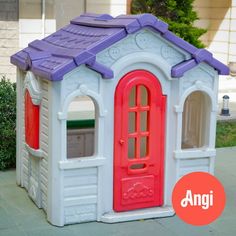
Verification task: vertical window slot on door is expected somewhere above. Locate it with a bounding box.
[128,112,136,133]
[140,111,148,132]
[129,86,136,107]
[128,138,135,159]
[140,85,148,106]
[140,136,148,158]
[130,163,146,169]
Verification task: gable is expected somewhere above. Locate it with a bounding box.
[97,28,190,70]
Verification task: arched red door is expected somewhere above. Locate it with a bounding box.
[114,70,166,212]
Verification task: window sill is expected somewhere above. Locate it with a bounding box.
[25,144,44,159]
[174,148,216,159]
[59,156,106,170]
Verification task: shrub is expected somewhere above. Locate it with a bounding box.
[0,76,16,170]
[131,0,207,48]
[216,121,236,148]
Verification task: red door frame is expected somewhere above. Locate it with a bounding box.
[113,70,166,212]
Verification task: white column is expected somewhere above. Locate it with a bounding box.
[228,1,236,63]
[86,0,127,16]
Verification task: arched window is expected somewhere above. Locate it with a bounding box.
[182,91,211,149]
[67,96,96,158]
[25,89,40,149]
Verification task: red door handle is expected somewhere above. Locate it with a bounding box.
[119,139,124,145]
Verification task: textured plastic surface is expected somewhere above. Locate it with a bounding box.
[11,13,229,81]
[15,16,225,226]
[114,70,166,212]
[25,90,40,149]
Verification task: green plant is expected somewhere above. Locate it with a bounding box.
[0,76,16,170]
[131,0,207,48]
[216,121,236,148]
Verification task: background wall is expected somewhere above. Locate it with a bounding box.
[86,0,127,17]
[0,0,19,81]
[194,0,236,64]
[55,0,85,29]
[19,0,56,48]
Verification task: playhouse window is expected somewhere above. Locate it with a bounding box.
[67,96,96,158]
[181,91,211,149]
[25,90,40,149]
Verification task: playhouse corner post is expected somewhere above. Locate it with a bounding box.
[46,81,65,226]
[16,69,24,186]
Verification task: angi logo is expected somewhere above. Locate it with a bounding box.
[172,172,226,226]
[180,190,213,210]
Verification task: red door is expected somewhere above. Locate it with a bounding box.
[114,70,166,212]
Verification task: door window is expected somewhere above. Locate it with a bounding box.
[128,85,149,160]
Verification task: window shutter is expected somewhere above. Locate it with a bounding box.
[25,90,40,149]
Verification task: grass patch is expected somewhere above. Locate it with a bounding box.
[216,121,236,148]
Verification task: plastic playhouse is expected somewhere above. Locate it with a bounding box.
[11,13,229,226]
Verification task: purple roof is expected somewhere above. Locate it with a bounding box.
[11,13,229,81]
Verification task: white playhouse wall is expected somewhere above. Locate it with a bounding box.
[63,168,98,223]
[16,69,50,212]
[56,65,105,225]
[40,80,50,210]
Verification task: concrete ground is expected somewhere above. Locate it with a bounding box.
[0,147,236,236]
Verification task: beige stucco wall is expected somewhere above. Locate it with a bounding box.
[0,21,18,81]
[55,0,85,29]
[0,0,18,81]
[194,0,235,64]
[55,0,127,29]
[19,0,56,49]
[19,19,56,49]
[86,0,127,16]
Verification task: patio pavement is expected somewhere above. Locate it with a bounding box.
[0,147,236,236]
